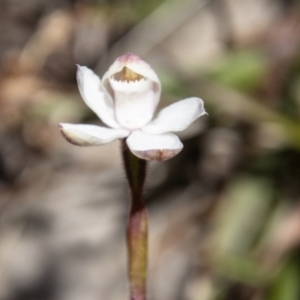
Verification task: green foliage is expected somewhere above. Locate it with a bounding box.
[207,50,268,93]
[267,259,300,300]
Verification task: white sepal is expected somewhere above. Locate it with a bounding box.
[126,130,183,161]
[76,66,120,128]
[59,123,129,146]
[143,97,207,135]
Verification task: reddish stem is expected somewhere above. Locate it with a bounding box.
[121,140,148,300]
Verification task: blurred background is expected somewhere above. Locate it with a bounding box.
[0,0,300,299]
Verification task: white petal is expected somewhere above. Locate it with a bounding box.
[59,123,129,146]
[126,131,183,162]
[143,97,207,134]
[109,77,157,129]
[76,65,120,128]
[102,53,161,129]
[102,53,160,90]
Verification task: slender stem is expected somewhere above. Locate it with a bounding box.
[121,140,148,300]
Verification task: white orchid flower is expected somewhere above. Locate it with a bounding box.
[59,53,207,161]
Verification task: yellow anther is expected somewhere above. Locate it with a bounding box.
[118,67,143,81]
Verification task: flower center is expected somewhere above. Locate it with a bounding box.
[113,67,144,82]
